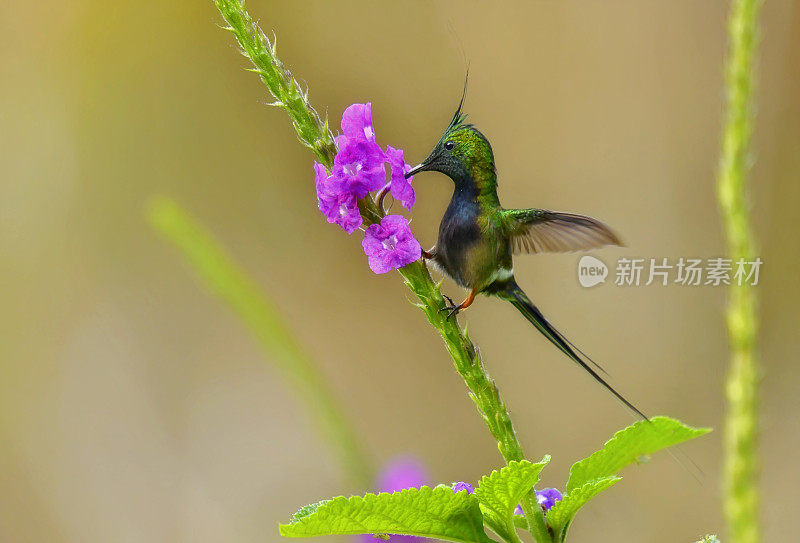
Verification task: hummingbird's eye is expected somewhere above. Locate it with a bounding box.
[444,141,455,150]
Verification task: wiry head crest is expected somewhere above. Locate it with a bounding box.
[405,70,494,183]
[446,71,472,134]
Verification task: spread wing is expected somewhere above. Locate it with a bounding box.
[502,209,622,254]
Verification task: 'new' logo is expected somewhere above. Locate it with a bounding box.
[577,255,608,288]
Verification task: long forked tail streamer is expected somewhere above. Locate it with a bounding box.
[503,282,648,421]
[503,283,706,482]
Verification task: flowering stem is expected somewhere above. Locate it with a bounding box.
[213,0,336,165]
[400,265,552,542]
[212,1,552,541]
[717,0,762,542]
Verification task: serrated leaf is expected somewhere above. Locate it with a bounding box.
[480,517,515,543]
[292,501,326,522]
[512,514,528,530]
[476,458,550,517]
[566,416,710,493]
[279,486,495,543]
[546,477,621,540]
[474,458,549,541]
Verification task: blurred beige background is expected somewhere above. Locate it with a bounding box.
[1,1,798,542]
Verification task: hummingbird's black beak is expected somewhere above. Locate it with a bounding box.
[404,163,427,179]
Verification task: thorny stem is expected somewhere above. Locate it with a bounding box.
[213,1,552,541]
[400,264,552,543]
[214,0,335,165]
[717,0,762,542]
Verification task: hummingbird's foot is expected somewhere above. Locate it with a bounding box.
[438,289,478,320]
[440,301,460,320]
[438,294,460,319]
[440,305,461,320]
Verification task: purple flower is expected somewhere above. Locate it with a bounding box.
[452,482,474,494]
[513,488,563,516]
[362,215,421,274]
[315,162,362,233]
[375,457,428,493]
[341,103,376,143]
[360,457,428,543]
[333,135,387,198]
[536,488,562,511]
[314,102,420,252]
[386,145,415,210]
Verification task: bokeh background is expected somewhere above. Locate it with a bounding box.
[1,1,798,541]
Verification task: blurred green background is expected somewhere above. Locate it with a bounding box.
[1,1,798,541]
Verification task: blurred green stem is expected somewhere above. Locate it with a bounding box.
[147,197,373,489]
[717,0,762,542]
[212,0,551,540]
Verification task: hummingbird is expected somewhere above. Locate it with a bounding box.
[405,95,647,420]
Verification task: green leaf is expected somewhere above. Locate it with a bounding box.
[474,458,549,542]
[695,536,720,543]
[566,416,710,492]
[512,514,528,531]
[545,477,621,540]
[279,486,495,543]
[291,501,326,523]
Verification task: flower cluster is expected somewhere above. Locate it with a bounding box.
[314,103,420,273]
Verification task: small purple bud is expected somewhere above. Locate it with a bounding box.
[536,488,563,511]
[513,488,563,516]
[452,482,474,494]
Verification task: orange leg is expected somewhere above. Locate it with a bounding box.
[441,288,478,319]
[459,289,477,310]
